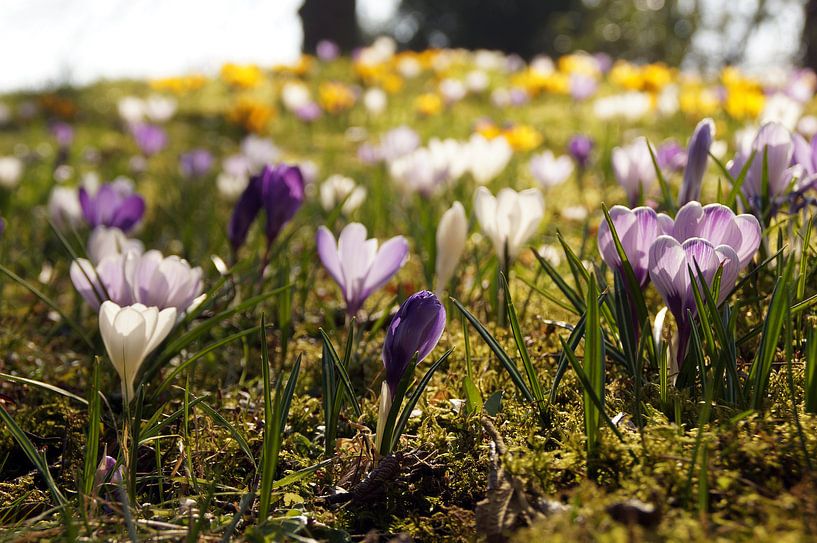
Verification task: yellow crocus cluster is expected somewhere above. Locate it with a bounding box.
[610,61,673,93]
[414,93,444,116]
[318,81,356,114]
[474,121,542,151]
[220,63,264,89]
[721,67,765,121]
[150,75,207,94]
[227,97,275,134]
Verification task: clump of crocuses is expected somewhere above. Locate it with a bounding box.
[316,222,408,316]
[228,164,304,257]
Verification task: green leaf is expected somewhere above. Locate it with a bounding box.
[502,274,546,409]
[81,357,102,501]
[389,349,453,453]
[452,298,534,402]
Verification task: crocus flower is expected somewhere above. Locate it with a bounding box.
[570,73,598,101]
[435,202,468,297]
[179,149,213,178]
[597,206,673,287]
[316,223,409,316]
[99,301,176,403]
[568,134,593,169]
[295,102,322,122]
[377,126,420,162]
[474,187,544,268]
[649,237,740,363]
[48,186,84,231]
[656,140,686,174]
[678,118,714,205]
[129,250,204,313]
[529,150,574,189]
[240,135,281,170]
[733,122,795,212]
[670,202,761,270]
[79,180,145,233]
[0,156,23,189]
[363,88,387,116]
[467,134,513,185]
[71,250,202,313]
[227,164,305,253]
[94,455,124,492]
[130,123,168,156]
[319,175,366,214]
[389,147,450,197]
[87,226,144,264]
[316,39,340,61]
[382,290,446,397]
[612,137,656,207]
[50,122,74,148]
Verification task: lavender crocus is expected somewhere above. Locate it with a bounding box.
[130,123,168,156]
[227,164,305,253]
[569,74,598,101]
[732,122,795,212]
[316,223,409,316]
[649,237,740,362]
[316,39,340,61]
[597,206,673,287]
[79,179,145,233]
[678,118,714,205]
[70,249,203,314]
[179,149,213,178]
[671,202,761,270]
[792,133,817,176]
[50,121,74,148]
[568,135,593,169]
[382,290,446,397]
[612,137,656,207]
[656,140,686,174]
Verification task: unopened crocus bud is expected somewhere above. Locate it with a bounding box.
[94,455,124,493]
[87,226,144,264]
[179,149,213,178]
[228,164,305,252]
[434,202,468,297]
[130,123,167,156]
[568,135,593,168]
[382,291,446,397]
[678,118,714,205]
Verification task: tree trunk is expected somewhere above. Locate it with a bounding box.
[299,0,360,54]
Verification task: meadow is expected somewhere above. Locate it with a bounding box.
[0,39,816,541]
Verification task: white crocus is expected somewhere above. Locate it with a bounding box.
[474,187,544,268]
[319,175,367,214]
[48,186,83,230]
[529,150,574,189]
[144,95,177,122]
[281,81,312,112]
[98,301,176,403]
[467,135,512,185]
[434,202,468,297]
[363,88,387,115]
[0,156,23,189]
[88,226,144,265]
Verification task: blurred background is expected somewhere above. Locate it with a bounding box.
[0,0,812,91]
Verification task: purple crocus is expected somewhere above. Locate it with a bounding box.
[50,121,74,148]
[612,137,657,206]
[179,149,213,178]
[130,123,168,156]
[316,39,340,61]
[568,134,593,169]
[227,164,305,253]
[316,223,409,316]
[295,102,322,122]
[569,74,598,101]
[731,122,795,213]
[678,118,714,205]
[79,180,145,233]
[649,237,740,362]
[94,455,124,492]
[792,133,817,176]
[670,202,761,270]
[382,290,446,397]
[656,140,686,174]
[598,206,673,287]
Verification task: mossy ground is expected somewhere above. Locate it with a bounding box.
[0,62,815,541]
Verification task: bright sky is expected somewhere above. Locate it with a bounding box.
[0,0,802,92]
